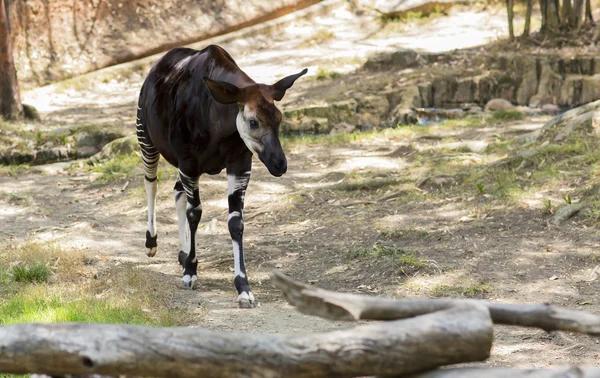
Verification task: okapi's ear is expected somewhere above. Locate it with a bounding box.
[203,77,242,104]
[271,68,308,101]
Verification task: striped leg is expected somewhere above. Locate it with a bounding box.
[177,169,201,290]
[174,179,190,258]
[136,109,160,257]
[227,162,255,308]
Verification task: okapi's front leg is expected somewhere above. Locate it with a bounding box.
[177,168,201,290]
[227,160,255,308]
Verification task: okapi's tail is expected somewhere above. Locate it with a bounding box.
[136,87,160,182]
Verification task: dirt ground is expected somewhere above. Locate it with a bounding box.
[2,1,600,372]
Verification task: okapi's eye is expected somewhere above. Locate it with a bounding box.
[249,119,259,129]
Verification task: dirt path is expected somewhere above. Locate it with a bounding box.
[2,1,600,371]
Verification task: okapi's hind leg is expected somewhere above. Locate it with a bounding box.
[178,168,201,290]
[136,107,160,257]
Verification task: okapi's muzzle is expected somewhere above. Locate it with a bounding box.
[259,133,287,177]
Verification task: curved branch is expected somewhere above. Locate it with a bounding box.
[271,271,600,336]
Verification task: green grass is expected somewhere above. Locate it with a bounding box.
[0,289,170,325]
[10,262,49,283]
[316,68,341,81]
[492,110,525,122]
[0,241,186,327]
[347,245,425,268]
[90,152,140,181]
[332,178,400,192]
[430,283,492,298]
[380,228,429,239]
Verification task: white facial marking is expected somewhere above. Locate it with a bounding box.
[236,105,264,154]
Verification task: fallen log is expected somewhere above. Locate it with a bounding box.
[403,366,600,378]
[271,271,600,336]
[0,304,492,378]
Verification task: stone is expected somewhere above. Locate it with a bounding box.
[91,135,138,162]
[77,146,100,158]
[485,98,515,112]
[22,103,41,121]
[454,77,477,104]
[363,49,420,71]
[357,112,381,128]
[529,61,562,107]
[390,107,418,125]
[330,122,356,135]
[515,56,538,105]
[541,104,560,115]
[282,99,358,134]
[355,94,390,116]
[515,106,539,116]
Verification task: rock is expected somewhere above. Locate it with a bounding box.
[552,203,583,226]
[541,104,560,115]
[554,112,593,142]
[77,146,100,157]
[22,103,41,121]
[515,106,539,116]
[357,112,381,128]
[282,99,358,134]
[390,107,418,125]
[515,56,538,105]
[454,77,477,104]
[529,61,562,107]
[485,98,515,112]
[465,105,483,114]
[355,94,390,116]
[73,125,124,148]
[415,108,464,120]
[91,135,138,162]
[363,49,421,71]
[330,122,356,135]
[417,175,457,191]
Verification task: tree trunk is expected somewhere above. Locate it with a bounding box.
[271,271,600,336]
[545,0,561,33]
[0,308,493,378]
[523,0,533,37]
[0,0,22,120]
[585,0,593,23]
[507,0,515,40]
[561,0,573,29]
[540,0,548,32]
[574,0,584,30]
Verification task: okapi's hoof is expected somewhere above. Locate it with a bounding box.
[146,247,157,257]
[238,291,257,309]
[182,274,198,290]
[145,231,157,257]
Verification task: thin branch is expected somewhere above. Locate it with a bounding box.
[271,271,600,336]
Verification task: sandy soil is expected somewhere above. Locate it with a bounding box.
[2,1,599,371]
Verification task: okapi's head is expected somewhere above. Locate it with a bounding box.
[203,69,308,177]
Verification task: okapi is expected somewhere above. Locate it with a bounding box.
[136,44,307,308]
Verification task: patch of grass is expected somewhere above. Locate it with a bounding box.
[0,241,187,327]
[316,68,341,81]
[90,152,140,181]
[380,228,429,239]
[332,178,400,192]
[492,110,525,122]
[0,286,171,326]
[347,246,425,267]
[10,262,49,283]
[430,283,492,298]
